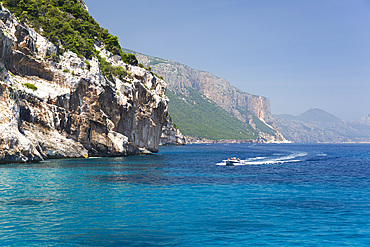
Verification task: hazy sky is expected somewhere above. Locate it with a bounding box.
[85,0,370,120]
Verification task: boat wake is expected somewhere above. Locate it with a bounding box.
[217,152,307,166]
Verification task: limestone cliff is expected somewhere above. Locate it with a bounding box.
[0,7,171,163]
[128,50,286,143]
[160,115,186,145]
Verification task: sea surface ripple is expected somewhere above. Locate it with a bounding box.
[0,143,369,246]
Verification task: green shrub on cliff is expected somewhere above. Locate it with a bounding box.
[97,56,131,81]
[22,82,37,91]
[2,0,138,65]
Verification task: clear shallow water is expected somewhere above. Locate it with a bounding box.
[0,143,369,246]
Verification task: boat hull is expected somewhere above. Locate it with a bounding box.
[226,160,240,166]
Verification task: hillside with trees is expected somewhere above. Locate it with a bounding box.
[2,0,138,64]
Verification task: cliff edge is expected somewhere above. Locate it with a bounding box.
[129,51,287,143]
[0,5,172,163]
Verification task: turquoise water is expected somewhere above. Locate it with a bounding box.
[0,143,369,246]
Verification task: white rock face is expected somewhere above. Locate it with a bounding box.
[0,6,172,163]
[160,115,186,145]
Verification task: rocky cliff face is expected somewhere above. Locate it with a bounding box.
[130,51,286,142]
[0,7,171,163]
[160,115,186,145]
[136,54,273,124]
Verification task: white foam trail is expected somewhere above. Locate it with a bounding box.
[245,157,266,161]
[240,159,302,165]
[216,163,226,166]
[218,152,307,166]
[317,153,327,156]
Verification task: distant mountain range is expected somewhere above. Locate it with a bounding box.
[120,48,369,144]
[128,47,368,144]
[124,49,286,143]
[274,109,370,143]
[354,114,370,125]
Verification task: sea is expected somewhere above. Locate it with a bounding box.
[0,143,369,246]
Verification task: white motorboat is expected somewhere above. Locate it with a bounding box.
[225,157,241,166]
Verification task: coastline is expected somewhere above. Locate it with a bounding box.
[184,135,292,144]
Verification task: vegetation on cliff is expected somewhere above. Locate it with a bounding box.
[167,88,257,140]
[97,55,131,81]
[2,0,138,65]
[22,82,37,91]
[129,49,286,142]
